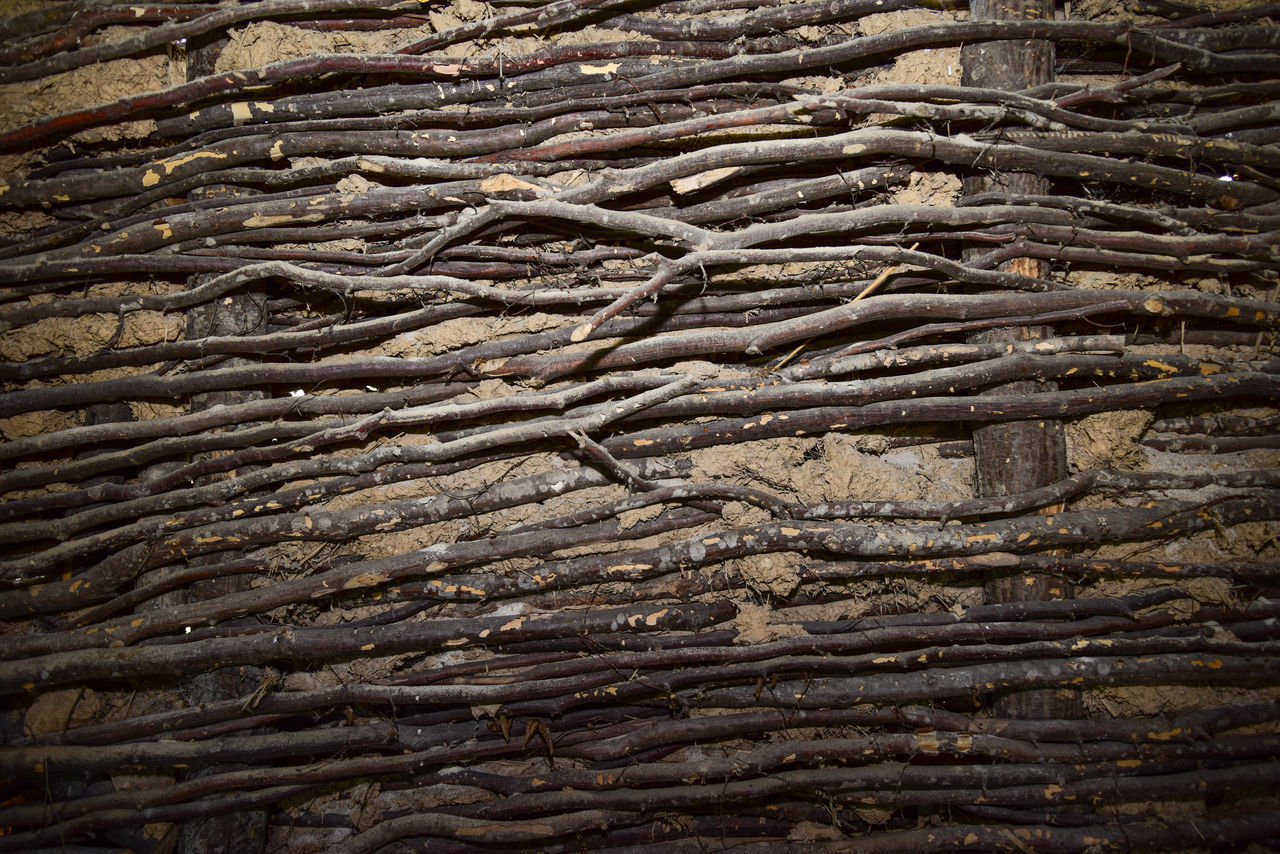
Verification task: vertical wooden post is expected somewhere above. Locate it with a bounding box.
[175,34,273,854]
[961,0,1082,720]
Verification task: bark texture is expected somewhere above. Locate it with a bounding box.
[962,0,1081,720]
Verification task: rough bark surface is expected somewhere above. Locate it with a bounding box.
[963,0,1082,720]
